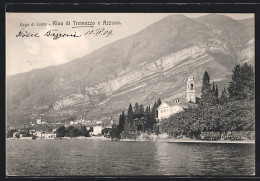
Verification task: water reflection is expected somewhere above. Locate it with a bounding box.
[155,142,255,175]
[6,140,254,176]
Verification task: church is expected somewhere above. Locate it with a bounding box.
[156,75,196,122]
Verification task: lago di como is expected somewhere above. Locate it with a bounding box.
[6,13,255,176]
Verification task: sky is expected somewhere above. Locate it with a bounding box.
[6,13,254,75]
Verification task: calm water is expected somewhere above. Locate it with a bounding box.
[6,139,255,176]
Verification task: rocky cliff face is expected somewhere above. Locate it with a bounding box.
[79,37,253,98]
[6,14,254,127]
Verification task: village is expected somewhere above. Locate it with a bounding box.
[7,116,115,140]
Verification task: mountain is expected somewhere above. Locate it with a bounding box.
[6,14,255,127]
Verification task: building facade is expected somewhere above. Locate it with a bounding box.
[92,126,103,136]
[157,100,184,120]
[156,75,196,122]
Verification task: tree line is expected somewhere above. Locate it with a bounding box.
[110,99,162,140]
[161,63,255,140]
[56,125,92,138]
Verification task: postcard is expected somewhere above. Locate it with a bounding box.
[6,12,255,176]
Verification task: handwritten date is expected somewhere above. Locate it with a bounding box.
[84,28,113,37]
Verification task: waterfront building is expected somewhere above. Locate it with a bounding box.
[156,75,197,123]
[84,120,92,126]
[157,99,184,120]
[33,131,43,138]
[41,133,56,139]
[29,129,35,135]
[92,126,103,136]
[12,132,20,138]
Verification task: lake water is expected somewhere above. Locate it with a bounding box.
[6,139,255,176]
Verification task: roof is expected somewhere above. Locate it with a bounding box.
[157,97,198,110]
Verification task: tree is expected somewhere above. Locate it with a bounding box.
[81,126,90,137]
[23,129,31,137]
[202,71,211,95]
[157,98,162,107]
[139,104,145,118]
[122,104,135,139]
[127,104,134,126]
[56,125,66,137]
[118,111,126,133]
[110,125,121,140]
[200,71,217,107]
[212,81,216,93]
[144,105,152,130]
[228,63,255,100]
[215,84,219,104]
[68,127,80,137]
[151,101,157,127]
[220,87,228,105]
[133,103,139,118]
[6,129,17,138]
[211,81,219,105]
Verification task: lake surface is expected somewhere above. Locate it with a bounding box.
[6,139,255,176]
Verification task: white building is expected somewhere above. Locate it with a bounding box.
[33,131,56,139]
[13,132,20,138]
[156,75,196,122]
[42,133,56,139]
[157,99,184,120]
[92,126,103,136]
[36,118,41,124]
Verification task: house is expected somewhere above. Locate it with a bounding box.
[156,75,197,124]
[84,120,92,126]
[91,126,103,136]
[33,131,43,138]
[13,132,20,138]
[157,99,185,120]
[29,129,35,135]
[36,118,41,124]
[41,133,56,139]
[33,131,56,139]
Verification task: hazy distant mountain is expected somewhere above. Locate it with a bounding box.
[6,14,254,127]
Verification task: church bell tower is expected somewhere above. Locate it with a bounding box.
[187,75,196,103]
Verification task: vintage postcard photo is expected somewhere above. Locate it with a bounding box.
[6,13,255,176]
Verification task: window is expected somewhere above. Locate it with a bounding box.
[191,84,193,90]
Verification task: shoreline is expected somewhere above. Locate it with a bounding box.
[119,138,255,144]
[6,137,255,144]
